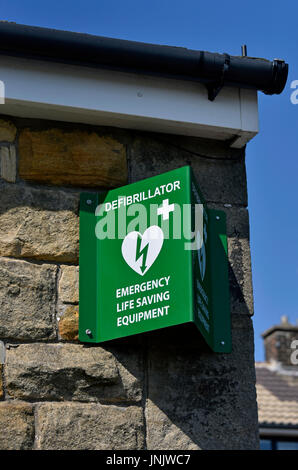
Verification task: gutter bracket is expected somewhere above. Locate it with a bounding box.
[207,53,230,101]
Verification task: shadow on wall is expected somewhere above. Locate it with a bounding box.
[100,298,258,450]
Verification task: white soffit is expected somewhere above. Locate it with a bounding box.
[0,55,259,147]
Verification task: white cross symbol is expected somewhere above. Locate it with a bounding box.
[157,198,175,221]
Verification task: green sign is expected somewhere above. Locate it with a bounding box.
[79,166,231,352]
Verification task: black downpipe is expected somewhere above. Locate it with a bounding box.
[0,23,288,100]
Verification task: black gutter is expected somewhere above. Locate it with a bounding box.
[0,22,288,100]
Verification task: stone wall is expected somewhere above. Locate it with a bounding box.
[0,115,259,450]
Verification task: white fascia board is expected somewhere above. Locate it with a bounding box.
[0,55,259,146]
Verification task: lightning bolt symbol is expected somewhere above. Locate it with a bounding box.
[135,236,149,274]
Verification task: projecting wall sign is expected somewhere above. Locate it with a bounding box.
[79,166,231,352]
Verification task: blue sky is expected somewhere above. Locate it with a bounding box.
[1,0,297,361]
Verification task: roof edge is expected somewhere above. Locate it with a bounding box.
[0,22,289,100]
[262,324,298,338]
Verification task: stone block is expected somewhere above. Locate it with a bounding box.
[0,257,57,341]
[5,343,143,403]
[0,145,16,182]
[58,305,79,341]
[0,365,3,399]
[0,119,17,142]
[129,134,247,205]
[228,237,254,316]
[157,133,245,160]
[0,401,35,450]
[35,402,144,450]
[19,128,127,187]
[145,315,259,450]
[59,265,79,303]
[0,341,4,398]
[0,181,79,262]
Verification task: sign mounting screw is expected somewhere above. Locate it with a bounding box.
[216,216,220,220]
[85,329,92,335]
[86,199,92,205]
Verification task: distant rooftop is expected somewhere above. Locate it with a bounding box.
[256,362,298,428]
[256,316,298,430]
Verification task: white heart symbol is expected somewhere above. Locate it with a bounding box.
[121,225,164,276]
